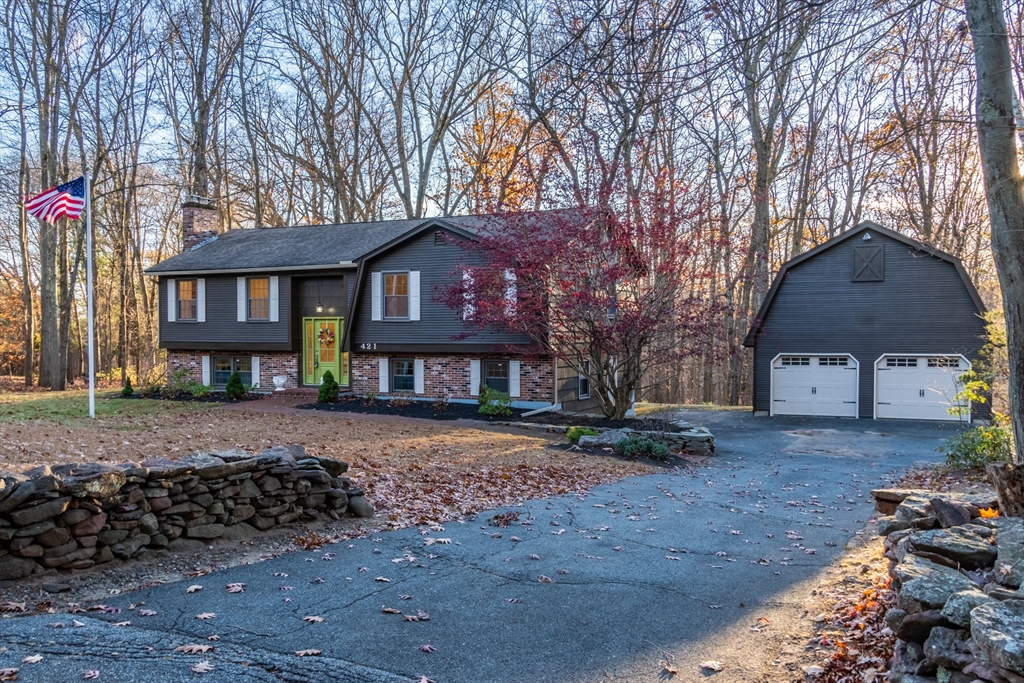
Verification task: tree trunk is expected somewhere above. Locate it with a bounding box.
[986,463,1024,518]
[964,0,1024,469]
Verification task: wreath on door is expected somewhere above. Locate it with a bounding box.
[318,327,335,346]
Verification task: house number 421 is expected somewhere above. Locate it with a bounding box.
[359,343,378,350]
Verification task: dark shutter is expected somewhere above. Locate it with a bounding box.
[851,244,884,281]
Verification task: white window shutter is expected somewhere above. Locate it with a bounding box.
[371,272,382,321]
[196,278,206,322]
[201,355,210,385]
[470,359,481,396]
[167,279,176,322]
[251,356,260,388]
[414,359,425,394]
[409,271,420,321]
[504,269,517,317]
[509,360,521,397]
[269,276,279,322]
[462,270,475,320]
[237,277,246,321]
[378,357,389,393]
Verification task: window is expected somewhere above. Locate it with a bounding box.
[212,357,251,388]
[887,357,918,367]
[579,360,591,399]
[392,359,415,392]
[384,273,409,319]
[928,357,961,368]
[484,360,509,393]
[248,277,270,320]
[177,279,197,321]
[818,357,848,366]
[780,357,810,366]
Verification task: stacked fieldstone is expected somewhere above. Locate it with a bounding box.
[873,489,1024,683]
[0,445,373,581]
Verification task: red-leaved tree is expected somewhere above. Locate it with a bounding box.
[440,190,718,419]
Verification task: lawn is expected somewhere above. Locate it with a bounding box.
[0,390,657,528]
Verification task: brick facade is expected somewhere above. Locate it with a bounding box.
[350,353,554,403]
[168,350,300,390]
[181,196,219,251]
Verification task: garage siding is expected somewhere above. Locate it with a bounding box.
[752,230,987,419]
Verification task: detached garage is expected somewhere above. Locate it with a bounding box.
[744,222,987,422]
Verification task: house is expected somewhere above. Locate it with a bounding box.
[144,198,601,412]
[743,222,988,421]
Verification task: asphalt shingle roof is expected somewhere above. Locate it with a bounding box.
[145,209,600,275]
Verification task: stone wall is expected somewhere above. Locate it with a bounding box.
[350,353,554,403]
[167,350,300,389]
[872,489,1024,683]
[0,446,373,582]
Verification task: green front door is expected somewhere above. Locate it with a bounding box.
[303,318,348,386]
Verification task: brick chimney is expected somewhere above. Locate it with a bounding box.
[181,195,218,251]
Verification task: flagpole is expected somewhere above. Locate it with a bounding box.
[85,174,95,419]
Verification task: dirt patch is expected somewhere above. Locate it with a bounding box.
[300,395,680,430]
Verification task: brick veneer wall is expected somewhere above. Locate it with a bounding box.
[350,353,554,403]
[181,198,218,251]
[168,350,300,390]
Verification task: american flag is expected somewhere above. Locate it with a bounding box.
[24,176,86,224]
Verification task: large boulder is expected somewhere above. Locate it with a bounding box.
[895,554,980,612]
[971,599,1024,674]
[923,626,974,669]
[0,554,36,580]
[943,589,997,628]
[347,495,375,518]
[578,429,632,448]
[996,521,1024,589]
[930,497,974,529]
[907,526,999,570]
[57,464,126,498]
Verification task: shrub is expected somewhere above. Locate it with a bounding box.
[165,368,192,397]
[225,371,246,400]
[431,396,450,412]
[939,417,1014,470]
[567,427,601,444]
[318,370,339,403]
[615,436,670,461]
[120,377,134,397]
[188,381,212,400]
[478,385,512,416]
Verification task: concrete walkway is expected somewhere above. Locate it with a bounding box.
[0,410,964,682]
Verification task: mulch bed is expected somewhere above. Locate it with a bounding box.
[122,391,266,404]
[298,396,679,431]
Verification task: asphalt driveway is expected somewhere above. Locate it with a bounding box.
[0,411,965,682]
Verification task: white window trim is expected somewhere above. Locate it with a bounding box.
[578,360,591,399]
[251,355,260,388]
[409,271,420,321]
[167,278,177,323]
[237,277,246,322]
[414,359,425,394]
[196,278,206,323]
[378,357,389,393]
[371,272,382,322]
[201,355,210,385]
[269,276,279,322]
[509,360,521,398]
[469,359,481,396]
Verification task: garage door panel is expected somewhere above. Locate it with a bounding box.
[772,355,858,418]
[876,356,967,421]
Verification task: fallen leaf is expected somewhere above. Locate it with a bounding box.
[295,649,322,657]
[403,614,421,622]
[662,663,678,676]
[303,615,324,623]
[0,669,17,681]
[803,665,824,676]
[207,635,220,642]
[419,644,436,653]
[138,609,157,617]
[419,677,436,683]
[381,607,402,614]
[374,577,391,583]
[700,660,723,672]
[507,598,523,603]
[20,656,41,665]
[195,613,216,621]
[191,661,215,674]
[175,644,214,654]
[399,595,413,600]
[72,620,86,627]
[186,585,203,594]
[538,574,554,583]
[529,554,541,560]
[272,572,289,577]
[226,583,246,593]
[112,621,131,627]
[82,671,100,680]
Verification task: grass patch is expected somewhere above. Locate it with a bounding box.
[0,389,200,423]
[633,402,749,416]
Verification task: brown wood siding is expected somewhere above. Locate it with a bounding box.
[556,359,603,413]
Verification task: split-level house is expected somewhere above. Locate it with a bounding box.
[145,198,602,412]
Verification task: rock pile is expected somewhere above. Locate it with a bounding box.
[575,426,715,456]
[874,489,1024,683]
[0,445,373,581]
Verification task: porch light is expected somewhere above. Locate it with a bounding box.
[315,300,324,313]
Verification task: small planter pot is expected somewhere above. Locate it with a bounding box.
[272,376,288,392]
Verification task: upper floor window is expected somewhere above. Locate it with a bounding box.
[248,277,270,320]
[385,273,409,319]
[177,279,198,321]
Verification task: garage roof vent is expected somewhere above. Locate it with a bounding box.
[852,243,884,282]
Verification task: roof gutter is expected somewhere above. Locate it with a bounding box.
[144,262,358,277]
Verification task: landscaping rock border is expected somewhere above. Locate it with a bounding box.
[876,489,1024,683]
[0,445,372,581]
[497,419,715,456]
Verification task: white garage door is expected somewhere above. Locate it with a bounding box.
[875,356,969,421]
[771,355,858,417]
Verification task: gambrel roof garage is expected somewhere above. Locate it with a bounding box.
[743,222,988,421]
